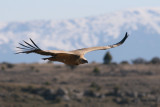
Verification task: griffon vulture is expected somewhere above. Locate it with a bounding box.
[16,32,129,65]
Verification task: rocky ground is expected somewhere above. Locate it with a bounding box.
[0,62,160,107]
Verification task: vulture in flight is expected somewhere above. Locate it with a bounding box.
[16,32,129,65]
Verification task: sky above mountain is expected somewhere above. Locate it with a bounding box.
[0,0,160,22]
[0,7,160,63]
[0,1,160,63]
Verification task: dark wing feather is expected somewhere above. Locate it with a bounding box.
[19,43,34,49]
[15,39,55,56]
[30,38,40,49]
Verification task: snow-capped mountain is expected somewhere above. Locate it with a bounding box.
[0,7,160,63]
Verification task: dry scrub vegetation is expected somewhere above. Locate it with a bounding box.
[0,62,160,107]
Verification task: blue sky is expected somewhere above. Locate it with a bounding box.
[0,0,160,22]
[0,0,160,63]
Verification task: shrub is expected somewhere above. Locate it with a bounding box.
[150,57,160,64]
[132,58,147,64]
[92,67,100,75]
[67,65,77,70]
[83,90,96,97]
[90,82,101,91]
[103,51,112,64]
[30,66,35,71]
[120,61,129,64]
[1,66,5,71]
[2,62,14,68]
[44,81,51,85]
[113,85,120,96]
[35,69,40,72]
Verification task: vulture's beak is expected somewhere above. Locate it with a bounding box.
[83,60,88,63]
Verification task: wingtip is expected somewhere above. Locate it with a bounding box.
[118,32,129,44]
[125,32,129,37]
[29,38,33,41]
[123,32,129,41]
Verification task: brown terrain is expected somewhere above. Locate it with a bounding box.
[0,62,160,107]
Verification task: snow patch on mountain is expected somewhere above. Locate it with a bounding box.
[0,7,160,52]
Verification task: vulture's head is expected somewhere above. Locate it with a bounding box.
[79,58,88,64]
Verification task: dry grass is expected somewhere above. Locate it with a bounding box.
[0,63,160,107]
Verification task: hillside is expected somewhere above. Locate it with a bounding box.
[0,63,160,107]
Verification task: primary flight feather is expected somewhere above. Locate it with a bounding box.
[16,32,129,65]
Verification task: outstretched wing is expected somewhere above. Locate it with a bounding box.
[71,32,129,55]
[15,38,72,56]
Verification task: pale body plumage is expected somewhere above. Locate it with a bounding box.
[16,32,129,65]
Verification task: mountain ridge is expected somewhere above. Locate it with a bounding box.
[0,7,160,63]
